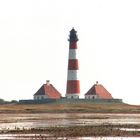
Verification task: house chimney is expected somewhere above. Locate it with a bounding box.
[96,81,99,85]
[46,80,50,85]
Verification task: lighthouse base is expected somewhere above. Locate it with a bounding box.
[66,94,79,99]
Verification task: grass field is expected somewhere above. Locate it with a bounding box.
[0,102,140,113]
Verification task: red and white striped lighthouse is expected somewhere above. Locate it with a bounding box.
[66,28,80,99]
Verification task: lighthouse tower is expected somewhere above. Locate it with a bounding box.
[66,28,80,99]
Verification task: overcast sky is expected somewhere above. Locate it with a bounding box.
[0,0,140,105]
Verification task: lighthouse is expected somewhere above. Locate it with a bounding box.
[66,28,80,99]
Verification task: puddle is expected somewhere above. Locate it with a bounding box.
[119,128,140,131]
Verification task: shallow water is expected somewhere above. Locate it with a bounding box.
[0,113,140,130]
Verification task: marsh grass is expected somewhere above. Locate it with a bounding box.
[2,125,140,137]
[0,103,140,113]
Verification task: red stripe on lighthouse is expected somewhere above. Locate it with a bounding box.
[70,42,77,49]
[66,80,80,94]
[68,59,79,70]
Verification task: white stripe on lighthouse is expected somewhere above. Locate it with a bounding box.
[66,94,79,99]
[68,49,79,59]
[67,70,80,80]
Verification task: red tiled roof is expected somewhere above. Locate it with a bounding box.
[34,83,62,99]
[85,84,113,99]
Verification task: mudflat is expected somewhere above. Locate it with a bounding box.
[0,103,140,139]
